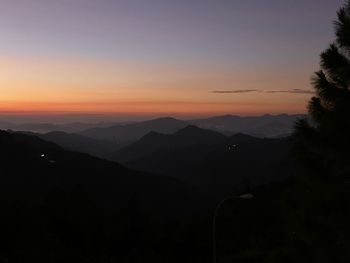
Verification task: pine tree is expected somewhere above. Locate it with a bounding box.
[294,1,350,177]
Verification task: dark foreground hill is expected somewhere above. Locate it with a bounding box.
[109,126,293,195]
[21,131,120,158]
[0,130,211,263]
[2,130,349,263]
[215,174,350,263]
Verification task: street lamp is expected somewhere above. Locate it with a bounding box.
[212,193,254,263]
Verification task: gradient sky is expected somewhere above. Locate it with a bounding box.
[0,0,344,117]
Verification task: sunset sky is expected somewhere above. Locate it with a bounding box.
[0,0,344,118]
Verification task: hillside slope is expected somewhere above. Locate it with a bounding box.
[0,130,209,262]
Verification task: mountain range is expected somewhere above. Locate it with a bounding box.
[0,121,121,133]
[14,123,293,196]
[190,113,305,137]
[1,114,304,144]
[79,117,188,144]
[2,113,346,263]
[8,122,293,196]
[108,125,293,194]
[111,125,227,162]
[78,114,304,145]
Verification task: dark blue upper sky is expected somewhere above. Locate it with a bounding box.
[0,0,345,116]
[0,0,342,61]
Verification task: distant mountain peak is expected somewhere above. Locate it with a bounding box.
[177,125,201,131]
[146,117,183,124]
[211,114,240,119]
[175,125,224,137]
[155,117,178,121]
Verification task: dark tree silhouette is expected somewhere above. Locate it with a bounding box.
[294,0,350,177]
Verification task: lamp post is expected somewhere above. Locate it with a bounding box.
[212,193,254,263]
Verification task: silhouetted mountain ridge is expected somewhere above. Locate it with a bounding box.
[75,114,304,145]
[110,125,226,162]
[0,121,120,133]
[110,127,293,194]
[80,117,188,143]
[36,130,119,157]
[191,114,305,137]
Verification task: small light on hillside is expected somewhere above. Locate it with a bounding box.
[239,193,254,199]
[228,144,238,150]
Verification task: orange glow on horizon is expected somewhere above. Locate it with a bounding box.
[0,55,311,116]
[0,100,307,116]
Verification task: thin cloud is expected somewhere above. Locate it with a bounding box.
[212,89,259,94]
[212,89,313,94]
[266,89,314,94]
[289,89,314,94]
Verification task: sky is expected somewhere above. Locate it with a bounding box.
[0,0,344,119]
